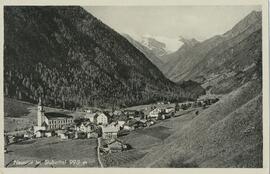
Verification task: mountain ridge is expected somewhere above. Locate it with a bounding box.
[161,10,262,95]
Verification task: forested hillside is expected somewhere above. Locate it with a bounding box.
[4,6,196,109]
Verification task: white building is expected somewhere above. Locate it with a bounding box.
[148,108,162,119]
[96,113,108,125]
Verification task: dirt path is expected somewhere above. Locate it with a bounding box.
[97,138,104,168]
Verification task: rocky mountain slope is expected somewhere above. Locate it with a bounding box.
[140,36,169,58]
[162,11,262,94]
[123,34,164,69]
[4,6,196,109]
[160,37,200,63]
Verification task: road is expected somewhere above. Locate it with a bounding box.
[97,137,104,168]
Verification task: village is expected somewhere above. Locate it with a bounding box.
[4,97,219,167]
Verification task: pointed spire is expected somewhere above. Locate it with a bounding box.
[38,97,42,106]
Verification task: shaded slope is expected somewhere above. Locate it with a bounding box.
[4,6,194,109]
[178,80,206,97]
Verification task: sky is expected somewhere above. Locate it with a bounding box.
[84,6,261,52]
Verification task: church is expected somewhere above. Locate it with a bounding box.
[37,98,74,130]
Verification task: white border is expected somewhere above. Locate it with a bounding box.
[0,0,268,174]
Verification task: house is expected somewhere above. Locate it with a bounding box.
[36,98,73,130]
[107,122,120,131]
[6,135,15,144]
[124,110,137,119]
[23,130,34,139]
[65,131,76,139]
[148,108,162,119]
[56,130,68,139]
[117,121,125,127]
[165,107,175,113]
[33,126,46,133]
[87,132,98,139]
[59,133,68,139]
[113,110,122,116]
[139,119,147,124]
[108,120,125,131]
[107,139,128,153]
[101,139,128,153]
[84,113,98,123]
[76,122,94,133]
[102,126,118,139]
[85,109,92,113]
[124,119,145,129]
[146,120,155,127]
[35,130,46,138]
[163,111,175,119]
[45,132,52,137]
[123,125,134,131]
[96,112,109,125]
[33,125,46,138]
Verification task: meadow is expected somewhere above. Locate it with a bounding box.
[5,137,99,167]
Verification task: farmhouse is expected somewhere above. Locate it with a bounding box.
[102,126,118,139]
[107,139,128,153]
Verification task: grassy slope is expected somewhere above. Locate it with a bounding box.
[4,98,37,132]
[5,137,98,167]
[132,80,262,167]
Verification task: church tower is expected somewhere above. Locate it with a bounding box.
[37,97,45,127]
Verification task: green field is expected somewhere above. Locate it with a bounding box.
[5,137,99,167]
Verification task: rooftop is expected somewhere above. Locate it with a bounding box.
[44,112,73,119]
[102,126,118,133]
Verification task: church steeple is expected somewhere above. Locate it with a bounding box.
[37,97,45,127]
[38,97,44,111]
